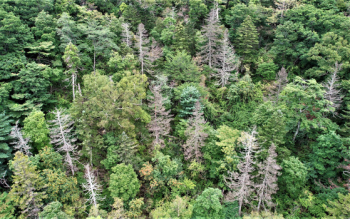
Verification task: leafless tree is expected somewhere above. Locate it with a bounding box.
[10,121,31,156]
[256,143,281,211]
[48,108,78,175]
[214,29,240,87]
[275,0,297,17]
[144,39,162,75]
[147,85,173,149]
[224,127,259,216]
[135,23,149,74]
[121,23,133,47]
[198,9,222,68]
[82,164,104,207]
[324,62,343,112]
[182,102,208,162]
[275,67,289,102]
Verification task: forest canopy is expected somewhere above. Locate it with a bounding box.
[1,0,350,218]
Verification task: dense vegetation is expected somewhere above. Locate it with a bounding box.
[1,0,350,218]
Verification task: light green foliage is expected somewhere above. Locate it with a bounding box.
[243,211,284,219]
[107,52,137,81]
[0,112,13,178]
[215,125,240,172]
[193,188,223,219]
[109,163,140,201]
[23,110,50,151]
[279,76,335,144]
[278,157,307,199]
[87,205,108,219]
[234,16,259,64]
[71,72,149,165]
[308,131,347,180]
[256,62,278,81]
[126,198,144,218]
[151,196,193,219]
[164,50,200,83]
[307,32,350,78]
[0,192,15,219]
[9,152,47,218]
[107,197,126,219]
[326,193,350,218]
[39,201,72,219]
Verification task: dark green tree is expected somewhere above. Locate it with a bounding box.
[234,16,259,64]
[192,188,223,218]
[0,112,13,179]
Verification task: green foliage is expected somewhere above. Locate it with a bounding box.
[256,62,278,81]
[126,198,144,219]
[109,163,140,201]
[278,157,307,199]
[189,0,208,29]
[326,193,350,218]
[0,112,13,178]
[0,192,15,219]
[193,188,223,219]
[9,152,47,218]
[164,50,200,83]
[234,16,259,64]
[101,132,139,170]
[39,201,72,219]
[308,131,348,180]
[151,196,193,219]
[179,86,201,118]
[23,110,50,151]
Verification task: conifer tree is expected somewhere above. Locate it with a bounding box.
[214,29,240,87]
[9,152,47,218]
[182,102,208,161]
[198,9,222,68]
[147,85,173,149]
[224,127,259,216]
[0,112,13,179]
[102,132,138,170]
[235,16,259,64]
[324,62,343,112]
[63,43,81,101]
[121,23,133,47]
[256,143,281,211]
[48,108,78,175]
[10,121,31,156]
[135,23,149,74]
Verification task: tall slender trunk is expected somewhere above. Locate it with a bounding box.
[72,73,75,101]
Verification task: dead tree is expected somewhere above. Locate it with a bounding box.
[275,0,297,17]
[182,102,208,162]
[198,9,222,68]
[135,23,149,74]
[324,62,343,112]
[82,164,104,207]
[147,85,173,149]
[144,39,162,75]
[48,108,78,175]
[10,121,31,156]
[256,143,281,211]
[275,67,288,102]
[214,29,240,87]
[224,127,259,216]
[121,23,133,47]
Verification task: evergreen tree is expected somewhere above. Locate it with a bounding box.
[234,16,259,64]
[0,112,13,179]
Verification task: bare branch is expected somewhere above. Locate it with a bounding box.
[10,121,31,156]
[324,62,343,113]
[82,164,104,207]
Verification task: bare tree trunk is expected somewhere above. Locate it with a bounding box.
[72,73,75,101]
[293,120,301,142]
